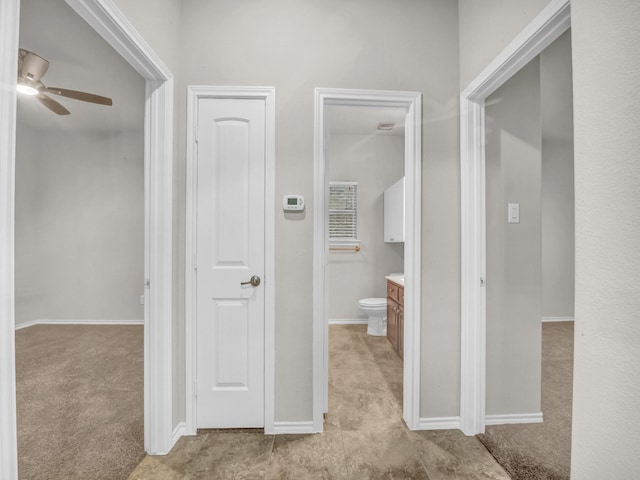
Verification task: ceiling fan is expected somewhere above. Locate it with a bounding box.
[17,48,113,115]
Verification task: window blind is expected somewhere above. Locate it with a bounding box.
[329,181,358,244]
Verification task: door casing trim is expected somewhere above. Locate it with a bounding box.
[459,0,571,435]
[0,1,20,476]
[185,86,276,434]
[67,0,175,454]
[313,88,422,431]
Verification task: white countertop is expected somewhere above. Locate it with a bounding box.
[385,275,404,287]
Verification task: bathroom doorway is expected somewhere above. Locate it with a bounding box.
[313,88,422,431]
[325,103,406,429]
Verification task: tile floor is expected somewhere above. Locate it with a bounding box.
[128,325,509,479]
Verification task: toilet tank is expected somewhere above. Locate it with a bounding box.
[384,176,405,243]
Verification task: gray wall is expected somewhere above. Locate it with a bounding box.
[458,0,552,88]
[328,134,404,320]
[571,0,640,476]
[105,3,640,466]
[481,29,574,417]
[112,0,461,424]
[15,0,146,328]
[180,0,461,422]
[485,58,542,416]
[15,125,145,326]
[541,30,574,319]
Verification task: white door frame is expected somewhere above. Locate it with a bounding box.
[0,1,174,476]
[185,86,276,434]
[459,0,571,435]
[313,88,422,431]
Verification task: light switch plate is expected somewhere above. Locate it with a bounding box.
[508,203,520,223]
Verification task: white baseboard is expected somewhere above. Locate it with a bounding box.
[15,320,39,330]
[418,416,461,430]
[16,319,144,330]
[272,421,316,434]
[167,421,186,453]
[542,316,574,322]
[485,412,543,425]
[328,318,368,325]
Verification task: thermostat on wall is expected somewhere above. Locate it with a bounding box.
[283,195,304,211]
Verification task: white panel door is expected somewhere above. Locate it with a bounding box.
[196,97,265,428]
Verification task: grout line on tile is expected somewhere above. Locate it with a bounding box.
[264,434,276,480]
[404,429,434,480]
[338,430,349,478]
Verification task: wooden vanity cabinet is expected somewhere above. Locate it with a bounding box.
[387,298,398,350]
[386,279,404,359]
[398,302,404,359]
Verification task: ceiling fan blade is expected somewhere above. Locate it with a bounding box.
[44,87,113,106]
[36,93,70,115]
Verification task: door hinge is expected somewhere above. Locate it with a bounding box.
[193,253,197,271]
[480,277,486,287]
[193,380,198,398]
[144,279,150,288]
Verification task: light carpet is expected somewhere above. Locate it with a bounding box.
[477,321,574,480]
[16,324,144,480]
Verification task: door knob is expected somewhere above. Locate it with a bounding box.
[240,275,261,287]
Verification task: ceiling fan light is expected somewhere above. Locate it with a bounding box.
[17,83,38,95]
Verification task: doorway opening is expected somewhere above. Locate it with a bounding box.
[0,0,174,476]
[459,0,571,436]
[13,0,147,476]
[325,104,406,429]
[479,28,575,480]
[313,88,422,431]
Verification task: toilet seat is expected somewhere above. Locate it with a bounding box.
[358,297,387,308]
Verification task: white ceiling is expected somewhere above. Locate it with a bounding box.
[17,0,144,133]
[328,105,406,137]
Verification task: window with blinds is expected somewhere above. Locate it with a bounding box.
[329,181,358,245]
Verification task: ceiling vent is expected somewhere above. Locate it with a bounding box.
[377,122,396,131]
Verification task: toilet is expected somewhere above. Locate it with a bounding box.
[358,298,387,336]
